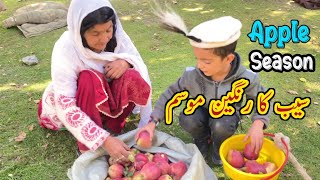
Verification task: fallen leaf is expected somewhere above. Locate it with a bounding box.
[172,0,177,4]
[33,99,40,104]
[15,156,21,161]
[28,97,32,101]
[314,102,319,105]
[287,90,298,95]
[15,131,26,142]
[46,133,51,138]
[299,78,307,82]
[42,143,48,149]
[283,173,292,178]
[305,89,312,93]
[317,121,320,126]
[28,125,34,131]
[9,83,17,86]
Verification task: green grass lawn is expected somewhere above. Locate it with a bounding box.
[0,0,319,179]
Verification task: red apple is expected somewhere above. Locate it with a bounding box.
[136,130,152,149]
[108,163,124,178]
[243,143,259,160]
[170,161,187,180]
[264,162,277,173]
[152,153,169,163]
[156,161,171,175]
[244,160,267,174]
[122,177,133,180]
[133,153,149,171]
[140,162,162,180]
[227,149,245,168]
[132,171,144,180]
[158,174,173,180]
[135,153,149,163]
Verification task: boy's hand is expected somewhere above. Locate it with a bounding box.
[243,119,264,154]
[135,120,156,143]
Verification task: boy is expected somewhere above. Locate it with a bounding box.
[138,13,270,165]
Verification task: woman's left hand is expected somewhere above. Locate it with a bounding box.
[243,119,265,154]
[104,59,131,79]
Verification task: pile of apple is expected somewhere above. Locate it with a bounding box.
[227,143,277,174]
[106,130,188,180]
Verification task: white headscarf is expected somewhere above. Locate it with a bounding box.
[65,0,150,84]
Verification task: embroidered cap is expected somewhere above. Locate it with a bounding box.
[188,16,242,48]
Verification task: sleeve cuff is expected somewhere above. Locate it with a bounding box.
[89,130,110,151]
[252,116,269,129]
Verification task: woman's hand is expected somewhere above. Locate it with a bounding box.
[243,120,265,154]
[103,136,130,163]
[104,59,131,79]
[135,120,156,143]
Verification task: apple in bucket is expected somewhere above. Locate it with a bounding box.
[152,153,169,163]
[243,160,267,174]
[158,174,173,180]
[108,163,124,178]
[243,143,259,160]
[106,149,189,179]
[170,161,187,180]
[264,162,277,173]
[227,149,245,168]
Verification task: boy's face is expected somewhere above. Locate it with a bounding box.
[193,46,234,80]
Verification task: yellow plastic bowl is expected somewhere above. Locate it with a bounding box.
[220,134,286,180]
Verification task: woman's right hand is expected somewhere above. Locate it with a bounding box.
[104,59,131,79]
[103,136,130,163]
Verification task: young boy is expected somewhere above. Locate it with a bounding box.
[138,14,271,165]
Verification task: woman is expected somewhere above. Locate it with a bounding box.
[37,0,152,162]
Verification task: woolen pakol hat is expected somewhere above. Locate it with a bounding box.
[156,10,242,48]
[188,16,242,48]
